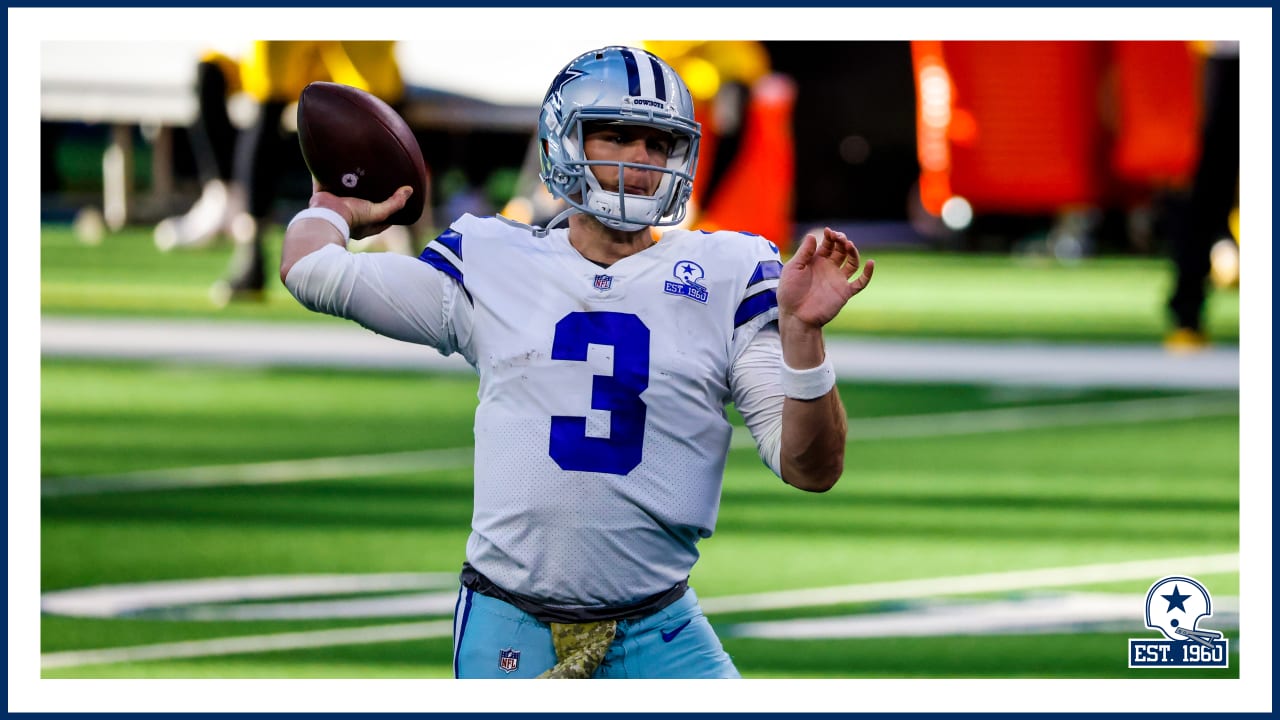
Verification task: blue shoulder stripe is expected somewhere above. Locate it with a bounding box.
[734,289,778,328]
[418,247,472,304]
[434,228,463,260]
[747,260,783,287]
[418,247,462,284]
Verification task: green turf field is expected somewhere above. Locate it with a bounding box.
[40,224,1240,343]
[36,222,1241,680]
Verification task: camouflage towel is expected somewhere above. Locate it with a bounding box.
[537,620,618,679]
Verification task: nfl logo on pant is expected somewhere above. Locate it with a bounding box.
[498,647,521,673]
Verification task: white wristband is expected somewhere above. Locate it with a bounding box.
[287,207,350,241]
[780,357,836,400]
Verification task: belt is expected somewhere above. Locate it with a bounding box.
[459,563,688,624]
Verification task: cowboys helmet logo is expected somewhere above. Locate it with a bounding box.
[544,68,585,113]
[1145,576,1216,642]
[674,260,705,286]
[1129,575,1228,667]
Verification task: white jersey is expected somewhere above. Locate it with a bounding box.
[288,214,783,608]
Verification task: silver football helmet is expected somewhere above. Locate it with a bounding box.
[538,46,701,231]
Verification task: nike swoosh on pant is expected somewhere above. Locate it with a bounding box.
[661,620,692,643]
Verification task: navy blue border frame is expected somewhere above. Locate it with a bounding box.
[4,0,1276,6]
[15,5,1271,717]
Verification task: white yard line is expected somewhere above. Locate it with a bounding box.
[41,315,1240,390]
[731,392,1237,447]
[719,592,1240,640]
[40,573,460,619]
[40,621,454,671]
[41,447,475,497]
[700,553,1240,614]
[41,553,1239,670]
[44,393,1237,497]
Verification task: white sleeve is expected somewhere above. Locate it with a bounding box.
[729,322,785,478]
[284,244,471,357]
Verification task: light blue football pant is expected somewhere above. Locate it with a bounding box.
[452,586,740,678]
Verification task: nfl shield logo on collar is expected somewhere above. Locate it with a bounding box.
[593,274,613,291]
[498,647,520,673]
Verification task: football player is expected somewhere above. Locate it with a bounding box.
[280,46,873,679]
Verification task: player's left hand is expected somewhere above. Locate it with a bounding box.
[777,227,874,329]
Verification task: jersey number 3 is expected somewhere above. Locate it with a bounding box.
[549,312,649,475]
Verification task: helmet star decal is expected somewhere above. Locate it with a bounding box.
[546,68,585,108]
[1161,584,1192,613]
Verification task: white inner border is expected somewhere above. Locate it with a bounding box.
[12,5,1272,714]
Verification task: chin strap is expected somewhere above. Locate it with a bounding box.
[533,206,582,237]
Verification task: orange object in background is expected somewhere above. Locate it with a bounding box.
[646,41,796,250]
[914,41,1108,216]
[911,40,1202,220]
[1109,41,1201,187]
[695,74,797,248]
[911,41,953,218]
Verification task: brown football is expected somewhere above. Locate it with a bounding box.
[296,81,428,227]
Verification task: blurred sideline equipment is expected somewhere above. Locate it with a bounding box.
[909,41,1237,349]
[297,82,429,227]
[911,41,1200,223]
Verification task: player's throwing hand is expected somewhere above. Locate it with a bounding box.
[309,185,414,240]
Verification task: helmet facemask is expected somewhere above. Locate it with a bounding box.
[564,116,697,231]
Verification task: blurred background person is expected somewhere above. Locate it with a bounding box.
[151,50,244,253]
[1162,41,1240,351]
[153,41,412,305]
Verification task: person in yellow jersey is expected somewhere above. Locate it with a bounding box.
[155,42,409,305]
